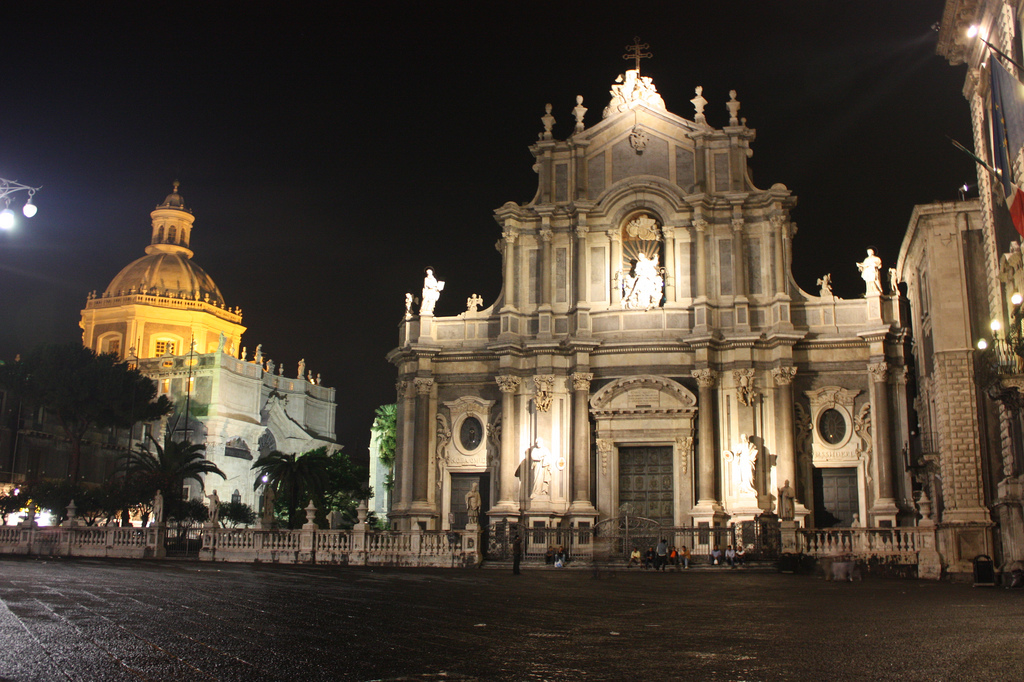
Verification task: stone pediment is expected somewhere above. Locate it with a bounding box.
[589,375,696,418]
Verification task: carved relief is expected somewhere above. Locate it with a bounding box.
[676,436,693,475]
[590,375,697,417]
[487,412,501,467]
[805,387,862,466]
[533,374,555,412]
[440,396,494,466]
[733,368,757,406]
[867,362,889,384]
[597,439,613,476]
[414,377,434,395]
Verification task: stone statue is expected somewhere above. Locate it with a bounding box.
[465,482,481,525]
[420,268,445,315]
[404,292,414,319]
[857,248,883,294]
[217,333,226,353]
[530,437,555,498]
[316,373,321,385]
[262,484,277,524]
[278,363,284,376]
[888,267,899,296]
[727,90,741,126]
[297,358,306,379]
[778,480,795,521]
[466,294,483,312]
[541,103,555,140]
[254,344,263,364]
[734,369,756,407]
[240,346,247,362]
[207,490,220,524]
[572,95,587,133]
[726,434,757,496]
[622,252,664,310]
[817,273,833,298]
[691,85,708,123]
[266,359,275,375]
[152,489,164,525]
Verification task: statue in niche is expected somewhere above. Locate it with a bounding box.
[572,95,587,133]
[725,434,757,496]
[857,248,883,295]
[691,85,708,123]
[817,273,833,298]
[465,482,481,525]
[420,267,444,315]
[622,252,663,310]
[530,437,555,498]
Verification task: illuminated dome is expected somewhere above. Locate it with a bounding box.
[103,252,225,304]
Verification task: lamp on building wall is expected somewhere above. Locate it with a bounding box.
[0,178,41,230]
[967,25,1024,72]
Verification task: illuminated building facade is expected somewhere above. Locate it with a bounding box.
[388,68,917,543]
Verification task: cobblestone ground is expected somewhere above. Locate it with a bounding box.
[1,557,1023,681]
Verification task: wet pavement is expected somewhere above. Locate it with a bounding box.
[1,557,1022,681]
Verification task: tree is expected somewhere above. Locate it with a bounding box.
[219,501,256,527]
[252,448,332,529]
[371,404,397,491]
[120,433,225,519]
[0,343,173,482]
[322,448,369,527]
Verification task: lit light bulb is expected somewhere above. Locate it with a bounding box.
[991,319,1002,332]
[1013,293,1023,306]
[22,198,36,218]
[978,339,989,350]
[0,208,14,230]
[967,25,979,38]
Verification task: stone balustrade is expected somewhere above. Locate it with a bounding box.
[0,525,481,568]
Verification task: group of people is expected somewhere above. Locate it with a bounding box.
[709,544,747,568]
[628,539,692,570]
[544,545,569,568]
[626,542,749,569]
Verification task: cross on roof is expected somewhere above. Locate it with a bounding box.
[623,36,652,73]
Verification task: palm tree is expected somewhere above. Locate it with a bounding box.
[252,449,331,529]
[120,434,226,515]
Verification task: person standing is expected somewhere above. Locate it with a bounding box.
[656,538,668,571]
[512,534,522,575]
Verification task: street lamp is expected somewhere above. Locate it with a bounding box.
[0,178,42,230]
[967,24,1024,72]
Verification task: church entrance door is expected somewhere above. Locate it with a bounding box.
[618,446,673,527]
[450,473,490,530]
[812,467,858,527]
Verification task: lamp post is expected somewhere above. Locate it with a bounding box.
[0,178,41,230]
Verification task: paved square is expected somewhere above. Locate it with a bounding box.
[1,558,1022,681]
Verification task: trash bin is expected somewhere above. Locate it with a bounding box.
[778,553,799,574]
[973,554,996,586]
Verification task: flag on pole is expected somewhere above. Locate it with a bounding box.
[990,59,1024,236]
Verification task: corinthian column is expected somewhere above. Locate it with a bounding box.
[493,375,522,512]
[868,362,899,524]
[569,372,595,516]
[691,368,724,524]
[502,228,518,310]
[412,378,434,506]
[771,366,800,508]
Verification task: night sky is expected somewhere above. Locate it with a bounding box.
[0,1,975,465]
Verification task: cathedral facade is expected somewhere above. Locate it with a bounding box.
[78,185,337,506]
[388,69,916,537]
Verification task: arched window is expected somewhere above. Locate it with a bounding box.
[168,226,177,244]
[155,226,164,242]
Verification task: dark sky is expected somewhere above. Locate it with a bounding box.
[0,1,974,464]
